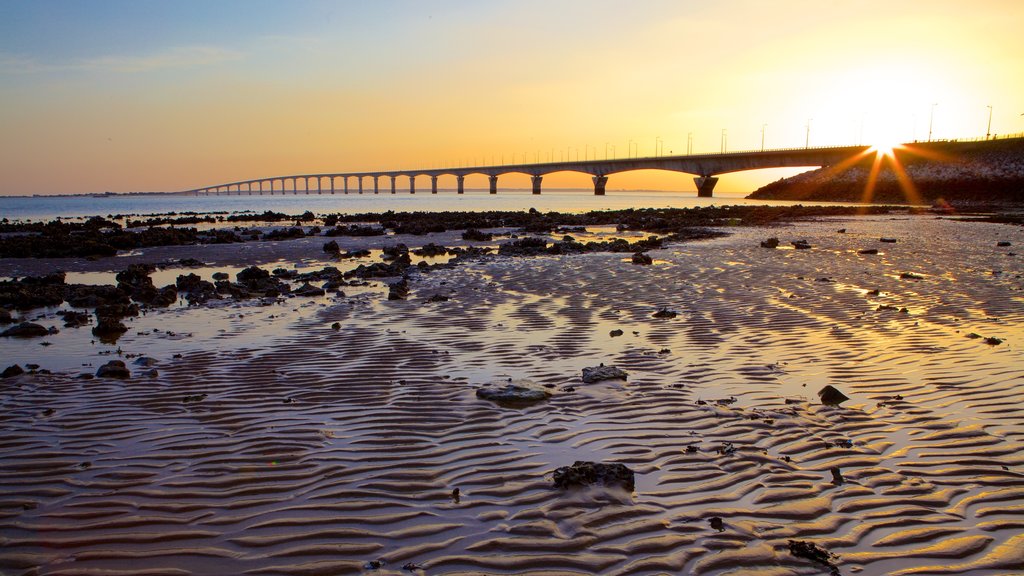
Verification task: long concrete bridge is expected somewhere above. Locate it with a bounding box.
[186,144,871,198]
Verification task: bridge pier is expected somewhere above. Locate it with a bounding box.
[373,176,379,194]
[694,175,719,198]
[391,176,396,194]
[593,175,608,196]
[431,176,438,194]
[457,175,465,194]
[489,175,498,194]
[344,177,349,194]
[410,176,416,194]
[330,176,335,194]
[317,177,322,195]
[531,175,542,195]
[358,177,363,194]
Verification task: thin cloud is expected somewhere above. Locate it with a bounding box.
[0,45,243,75]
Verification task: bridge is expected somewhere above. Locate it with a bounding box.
[185,144,872,198]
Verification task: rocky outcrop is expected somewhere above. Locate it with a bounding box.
[552,461,635,491]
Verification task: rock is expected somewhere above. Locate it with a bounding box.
[858,248,878,255]
[880,237,898,243]
[134,356,158,367]
[652,307,677,319]
[788,540,840,576]
[631,252,653,265]
[323,240,340,254]
[899,272,924,280]
[0,308,13,324]
[476,383,551,407]
[331,322,341,330]
[552,461,635,491]
[792,240,812,249]
[92,317,128,340]
[984,337,1003,346]
[837,228,846,233]
[1,322,49,338]
[830,467,844,485]
[462,228,493,241]
[293,283,326,297]
[609,329,623,337]
[96,360,130,379]
[760,237,780,249]
[413,243,448,257]
[140,369,159,378]
[708,517,725,532]
[2,364,24,378]
[340,249,372,259]
[237,266,270,283]
[997,241,1011,247]
[388,277,410,300]
[57,310,91,327]
[582,364,628,383]
[427,294,449,303]
[818,385,849,406]
[95,302,139,319]
[212,272,229,281]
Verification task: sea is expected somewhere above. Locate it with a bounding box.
[0,189,838,222]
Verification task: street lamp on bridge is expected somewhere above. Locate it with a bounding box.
[928,102,938,142]
[687,132,693,155]
[986,105,993,140]
[761,124,767,151]
[805,119,812,149]
[721,129,727,153]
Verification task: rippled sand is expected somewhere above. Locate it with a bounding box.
[2,215,1022,575]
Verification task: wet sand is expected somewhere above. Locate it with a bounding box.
[1,214,1023,575]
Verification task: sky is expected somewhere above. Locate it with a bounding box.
[1,0,1022,196]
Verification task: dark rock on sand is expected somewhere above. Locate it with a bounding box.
[96,360,130,379]
[760,237,780,249]
[858,248,879,255]
[997,241,1011,247]
[1,322,49,338]
[830,467,845,485]
[413,243,448,257]
[792,240,812,249]
[631,252,653,265]
[427,294,449,302]
[2,364,25,378]
[789,540,841,576]
[880,237,898,243]
[388,277,410,300]
[323,240,340,254]
[900,272,924,280]
[57,310,91,328]
[237,266,271,283]
[582,364,628,383]
[95,302,139,320]
[708,517,725,532]
[0,308,13,324]
[92,317,128,339]
[609,329,623,337]
[134,356,158,367]
[476,383,551,407]
[462,228,493,241]
[212,272,229,281]
[818,385,849,406]
[553,461,635,491]
[652,308,678,319]
[293,283,326,298]
[984,337,1004,345]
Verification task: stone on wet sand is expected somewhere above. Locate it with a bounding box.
[552,461,635,491]
[96,360,131,379]
[1,322,49,338]
[631,252,653,265]
[760,237,780,249]
[818,385,849,406]
[2,364,25,378]
[792,240,812,249]
[652,308,678,319]
[858,248,879,255]
[476,383,551,407]
[582,364,628,383]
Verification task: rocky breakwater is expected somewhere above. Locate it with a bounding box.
[748,137,1024,205]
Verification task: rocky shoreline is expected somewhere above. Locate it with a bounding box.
[748,137,1024,205]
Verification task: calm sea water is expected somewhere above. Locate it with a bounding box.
[0,189,838,221]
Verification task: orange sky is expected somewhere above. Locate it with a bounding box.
[1,0,1022,196]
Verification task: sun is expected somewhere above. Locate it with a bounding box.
[869,136,903,158]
